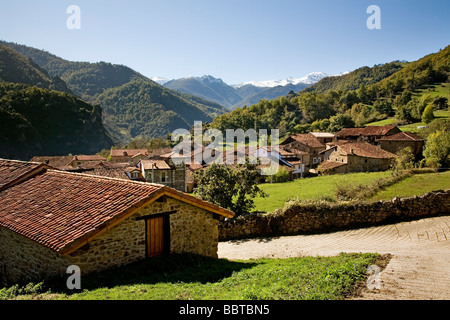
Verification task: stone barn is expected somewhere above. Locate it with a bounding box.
[0,159,234,285]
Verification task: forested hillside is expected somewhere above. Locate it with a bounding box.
[0,82,113,160]
[211,46,449,136]
[1,41,228,144]
[0,44,70,93]
[304,61,405,93]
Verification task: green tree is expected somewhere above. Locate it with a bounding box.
[423,130,450,168]
[193,162,267,217]
[392,147,415,171]
[421,104,435,124]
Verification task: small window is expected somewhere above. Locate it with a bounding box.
[161,172,168,183]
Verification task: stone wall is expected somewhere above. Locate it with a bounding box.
[219,190,450,241]
[0,197,219,285]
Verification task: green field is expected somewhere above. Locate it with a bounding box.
[254,170,450,213]
[399,109,449,133]
[368,171,450,201]
[365,118,399,126]
[4,253,379,301]
[254,171,392,213]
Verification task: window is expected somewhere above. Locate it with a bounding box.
[161,172,169,183]
[131,172,138,179]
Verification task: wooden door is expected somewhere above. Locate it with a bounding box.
[147,216,165,257]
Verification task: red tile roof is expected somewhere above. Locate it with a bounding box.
[285,133,325,149]
[110,149,149,157]
[336,125,400,138]
[0,159,50,190]
[338,142,397,159]
[140,159,173,170]
[0,161,234,255]
[317,161,347,171]
[74,155,107,161]
[29,156,75,168]
[379,131,424,141]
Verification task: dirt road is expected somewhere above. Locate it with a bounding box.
[218,215,450,300]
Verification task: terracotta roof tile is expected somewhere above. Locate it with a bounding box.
[110,149,149,157]
[379,131,424,141]
[140,159,173,170]
[338,142,397,159]
[30,156,75,168]
[0,161,234,254]
[74,155,107,161]
[287,133,325,148]
[317,161,347,171]
[0,159,47,189]
[0,169,164,253]
[336,125,400,138]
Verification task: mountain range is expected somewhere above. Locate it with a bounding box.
[0,41,228,145]
[156,72,335,110]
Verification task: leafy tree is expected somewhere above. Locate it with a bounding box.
[423,130,450,168]
[422,104,435,124]
[328,114,355,132]
[433,96,448,110]
[266,166,290,183]
[392,147,415,171]
[193,162,267,217]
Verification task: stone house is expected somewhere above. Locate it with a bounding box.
[335,125,402,145]
[280,133,326,167]
[138,157,186,192]
[378,132,425,160]
[0,159,234,285]
[317,142,397,174]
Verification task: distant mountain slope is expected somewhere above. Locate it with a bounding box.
[0,82,113,161]
[0,41,228,144]
[165,75,243,109]
[0,44,70,93]
[233,83,310,109]
[162,73,327,110]
[97,79,225,142]
[304,62,405,93]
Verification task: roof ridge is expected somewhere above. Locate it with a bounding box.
[46,169,165,188]
[0,158,44,166]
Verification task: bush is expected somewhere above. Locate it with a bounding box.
[266,167,290,183]
[0,282,44,300]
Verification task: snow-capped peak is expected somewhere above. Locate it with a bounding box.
[234,72,329,88]
[150,77,170,85]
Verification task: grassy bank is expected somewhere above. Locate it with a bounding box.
[4,253,379,301]
[368,170,450,201]
[254,171,392,213]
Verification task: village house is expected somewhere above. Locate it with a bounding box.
[335,125,402,145]
[256,146,309,179]
[378,132,425,160]
[138,157,186,192]
[0,159,234,285]
[280,133,327,167]
[317,142,397,175]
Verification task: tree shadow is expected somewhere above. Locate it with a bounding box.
[226,236,281,244]
[45,254,257,294]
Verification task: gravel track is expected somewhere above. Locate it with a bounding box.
[218,215,450,300]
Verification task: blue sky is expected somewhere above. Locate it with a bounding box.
[1,0,449,84]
